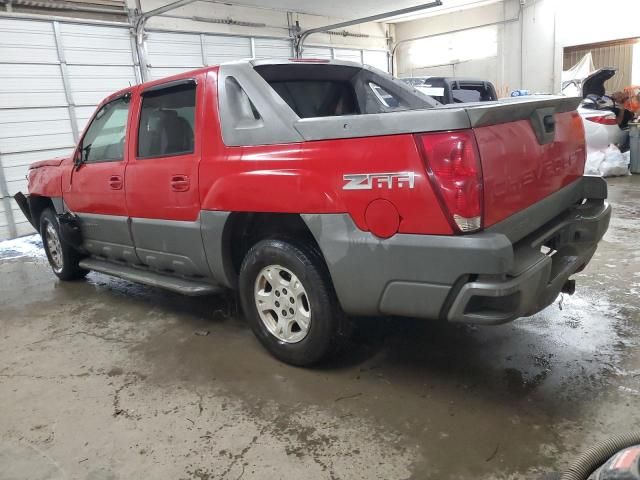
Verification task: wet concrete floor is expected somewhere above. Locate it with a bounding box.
[1,176,639,480]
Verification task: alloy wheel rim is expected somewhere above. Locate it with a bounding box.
[254,264,311,343]
[45,222,64,273]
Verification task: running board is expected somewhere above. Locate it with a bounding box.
[79,258,221,296]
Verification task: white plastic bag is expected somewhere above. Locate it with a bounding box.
[585,150,605,175]
[599,144,629,177]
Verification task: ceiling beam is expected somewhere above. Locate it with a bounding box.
[294,0,443,56]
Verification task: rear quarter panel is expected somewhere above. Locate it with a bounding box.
[199,135,454,235]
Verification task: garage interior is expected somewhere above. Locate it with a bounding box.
[1,0,639,479]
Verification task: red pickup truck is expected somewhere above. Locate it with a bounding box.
[15,59,610,366]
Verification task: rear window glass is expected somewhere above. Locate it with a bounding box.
[369,82,407,108]
[254,63,437,119]
[269,80,358,118]
[415,85,445,104]
[452,85,495,103]
[453,88,482,103]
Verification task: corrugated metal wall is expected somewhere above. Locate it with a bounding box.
[564,38,637,93]
[0,15,389,240]
[0,18,139,239]
[144,32,389,80]
[144,31,294,80]
[301,44,389,72]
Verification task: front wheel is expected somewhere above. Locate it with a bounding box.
[40,208,88,281]
[239,239,348,366]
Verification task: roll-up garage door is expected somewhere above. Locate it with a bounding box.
[301,45,389,72]
[0,18,75,239]
[145,31,294,79]
[0,17,137,240]
[254,38,293,59]
[145,31,204,79]
[58,23,138,130]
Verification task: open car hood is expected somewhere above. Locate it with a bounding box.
[582,68,616,98]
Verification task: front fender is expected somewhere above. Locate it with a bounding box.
[28,163,65,198]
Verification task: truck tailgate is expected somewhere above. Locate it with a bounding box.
[468,97,586,227]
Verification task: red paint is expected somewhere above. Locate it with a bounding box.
[611,447,640,470]
[26,66,587,238]
[584,115,618,125]
[476,111,585,227]
[124,72,207,221]
[30,158,65,169]
[364,199,400,239]
[63,160,128,216]
[28,160,65,198]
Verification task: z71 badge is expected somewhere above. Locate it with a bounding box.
[343,172,416,190]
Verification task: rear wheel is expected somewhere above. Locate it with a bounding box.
[40,208,87,281]
[239,238,349,366]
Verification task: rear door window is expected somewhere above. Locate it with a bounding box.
[137,82,196,159]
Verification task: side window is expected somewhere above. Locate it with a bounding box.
[225,76,262,128]
[368,82,408,110]
[137,82,196,159]
[81,96,130,163]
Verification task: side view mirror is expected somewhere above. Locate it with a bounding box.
[73,148,83,170]
[74,143,91,170]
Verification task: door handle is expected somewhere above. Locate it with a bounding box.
[109,175,123,190]
[170,174,190,192]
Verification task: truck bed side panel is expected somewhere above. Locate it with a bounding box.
[200,135,453,235]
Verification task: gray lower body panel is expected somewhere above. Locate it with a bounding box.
[302,213,513,318]
[200,210,235,288]
[302,176,611,324]
[77,213,137,264]
[76,213,228,286]
[130,217,211,278]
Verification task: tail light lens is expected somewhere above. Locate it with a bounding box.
[415,131,483,233]
[585,115,618,125]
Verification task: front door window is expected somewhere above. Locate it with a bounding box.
[81,96,130,163]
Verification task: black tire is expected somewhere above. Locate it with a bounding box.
[40,208,88,281]
[239,238,349,366]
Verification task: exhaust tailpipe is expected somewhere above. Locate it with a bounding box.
[561,279,576,295]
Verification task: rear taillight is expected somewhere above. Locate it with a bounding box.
[585,115,618,125]
[415,131,483,233]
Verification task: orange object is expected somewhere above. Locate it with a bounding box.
[623,86,640,113]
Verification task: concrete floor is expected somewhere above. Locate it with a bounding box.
[1,176,639,480]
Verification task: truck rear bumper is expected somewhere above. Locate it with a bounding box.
[302,176,610,324]
[447,197,609,324]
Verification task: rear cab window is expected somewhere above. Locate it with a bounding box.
[253,63,437,119]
